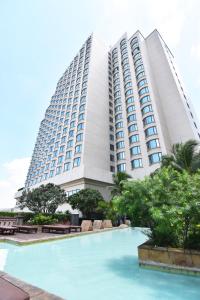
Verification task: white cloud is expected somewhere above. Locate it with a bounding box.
[0,157,30,209]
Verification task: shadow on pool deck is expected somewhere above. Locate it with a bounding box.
[106,255,200,299]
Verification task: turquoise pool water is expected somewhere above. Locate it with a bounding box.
[0,228,200,300]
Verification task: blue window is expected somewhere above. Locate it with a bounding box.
[141,105,153,115]
[130,146,141,156]
[134,58,143,67]
[115,113,123,121]
[115,105,122,112]
[59,146,65,153]
[129,134,139,144]
[69,130,74,137]
[80,96,86,104]
[64,162,71,172]
[53,150,58,157]
[116,141,125,149]
[126,97,134,105]
[77,123,84,131]
[117,152,125,160]
[124,82,132,89]
[79,104,85,111]
[140,95,151,106]
[149,152,162,164]
[147,139,160,150]
[145,126,157,137]
[116,122,123,129]
[135,65,144,74]
[143,115,155,126]
[66,151,72,159]
[71,112,76,119]
[49,170,54,177]
[67,140,73,148]
[61,136,66,143]
[51,160,56,167]
[58,156,64,164]
[70,121,75,128]
[131,158,143,169]
[56,166,62,175]
[128,123,138,132]
[116,131,124,139]
[79,113,85,121]
[137,79,147,88]
[117,163,126,172]
[63,127,67,134]
[125,89,133,96]
[139,87,149,96]
[76,133,83,142]
[127,114,136,123]
[73,157,81,167]
[75,144,82,153]
[136,71,145,81]
[127,105,135,113]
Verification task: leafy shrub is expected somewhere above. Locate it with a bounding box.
[113,167,200,249]
[28,214,58,225]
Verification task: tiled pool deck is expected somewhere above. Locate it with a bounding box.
[0,270,64,300]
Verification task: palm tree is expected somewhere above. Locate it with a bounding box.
[111,172,132,197]
[161,139,200,173]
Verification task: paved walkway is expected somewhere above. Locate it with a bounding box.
[0,271,64,299]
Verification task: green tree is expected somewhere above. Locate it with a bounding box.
[161,139,200,173]
[113,167,200,249]
[111,172,131,197]
[17,183,67,214]
[97,200,119,224]
[67,188,104,218]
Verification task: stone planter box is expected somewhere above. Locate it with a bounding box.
[138,241,200,275]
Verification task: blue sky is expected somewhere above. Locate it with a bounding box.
[0,0,200,208]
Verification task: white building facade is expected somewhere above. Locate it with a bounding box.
[17,30,200,202]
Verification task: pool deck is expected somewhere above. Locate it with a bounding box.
[0,226,122,245]
[0,271,64,300]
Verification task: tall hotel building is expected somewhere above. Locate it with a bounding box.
[18,30,200,201]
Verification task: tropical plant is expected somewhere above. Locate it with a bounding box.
[28,214,58,225]
[161,139,200,173]
[111,172,131,197]
[96,200,119,224]
[67,188,104,218]
[113,167,200,249]
[17,183,67,214]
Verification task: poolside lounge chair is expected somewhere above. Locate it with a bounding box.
[0,218,17,235]
[81,220,93,232]
[14,225,38,234]
[69,225,82,232]
[0,277,30,300]
[0,227,16,235]
[93,220,103,230]
[102,220,112,228]
[41,225,71,234]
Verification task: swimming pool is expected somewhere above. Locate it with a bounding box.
[0,228,200,300]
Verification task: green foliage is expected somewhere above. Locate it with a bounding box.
[28,214,58,225]
[114,166,200,249]
[67,188,104,218]
[111,172,131,197]
[96,200,119,224]
[161,139,200,173]
[17,183,67,214]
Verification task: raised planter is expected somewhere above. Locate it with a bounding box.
[138,241,200,276]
